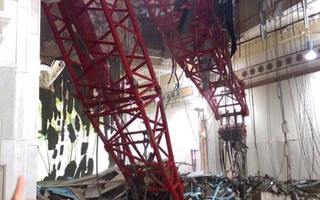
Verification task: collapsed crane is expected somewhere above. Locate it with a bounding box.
[42,0,183,199]
[42,0,248,199]
[142,0,249,174]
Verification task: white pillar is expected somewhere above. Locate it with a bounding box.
[0,0,40,199]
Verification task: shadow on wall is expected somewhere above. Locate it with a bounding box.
[38,68,115,181]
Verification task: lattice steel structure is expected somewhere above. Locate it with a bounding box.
[142,0,249,142]
[42,0,184,199]
[142,0,249,175]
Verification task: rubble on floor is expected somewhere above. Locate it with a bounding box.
[182,171,320,199]
[37,166,128,200]
[37,167,320,199]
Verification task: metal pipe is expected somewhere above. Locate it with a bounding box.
[302,0,309,28]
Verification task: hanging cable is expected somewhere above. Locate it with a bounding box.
[273,15,292,182]
[265,38,278,178]
[143,131,149,200]
[38,146,50,175]
[168,58,180,90]
[291,76,320,179]
[286,21,320,177]
[243,26,261,174]
[249,78,261,173]
[182,94,200,148]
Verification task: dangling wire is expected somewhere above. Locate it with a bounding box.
[265,35,278,178]
[273,15,291,182]
[168,58,180,90]
[143,131,149,200]
[249,79,261,173]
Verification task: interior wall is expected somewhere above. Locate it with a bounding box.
[37,59,120,181]
[201,6,320,179]
[0,0,40,199]
[206,32,320,180]
[138,60,320,179]
[164,98,202,173]
[205,71,320,181]
[37,127,110,180]
[247,71,320,180]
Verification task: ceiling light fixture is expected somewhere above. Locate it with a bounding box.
[302,0,317,61]
[305,36,317,61]
[305,49,317,60]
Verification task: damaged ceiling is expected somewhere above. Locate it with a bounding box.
[41,0,302,61]
[238,0,301,33]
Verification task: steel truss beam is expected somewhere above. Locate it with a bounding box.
[142,0,249,139]
[42,0,183,199]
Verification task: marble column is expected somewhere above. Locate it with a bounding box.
[0,0,40,199]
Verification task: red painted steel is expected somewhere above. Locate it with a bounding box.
[142,0,249,138]
[42,0,183,199]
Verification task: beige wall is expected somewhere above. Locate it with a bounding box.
[0,0,40,199]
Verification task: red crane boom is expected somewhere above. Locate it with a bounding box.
[42,0,183,199]
[142,0,249,144]
[42,0,249,198]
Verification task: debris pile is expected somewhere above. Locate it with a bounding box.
[37,167,320,199]
[182,171,320,199]
[37,167,128,200]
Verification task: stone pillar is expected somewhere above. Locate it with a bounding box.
[0,0,40,199]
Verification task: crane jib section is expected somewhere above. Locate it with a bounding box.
[142,0,249,141]
[42,0,184,199]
